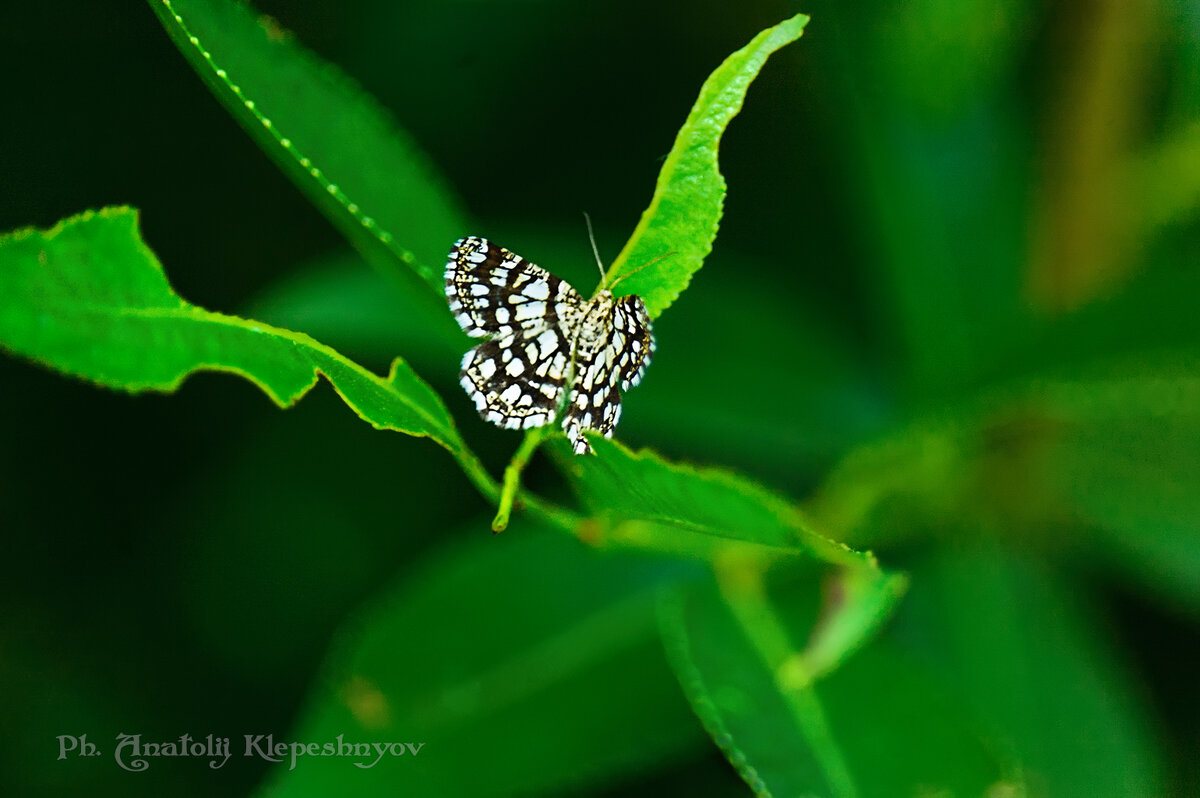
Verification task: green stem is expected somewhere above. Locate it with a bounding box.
[519,490,583,534]
[451,435,580,533]
[452,445,501,504]
[492,426,551,533]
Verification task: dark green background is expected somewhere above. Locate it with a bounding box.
[2,1,1198,795]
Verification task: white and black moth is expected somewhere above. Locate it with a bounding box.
[445,236,654,454]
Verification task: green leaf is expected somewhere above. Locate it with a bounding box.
[148,0,469,300]
[605,14,809,318]
[260,526,707,798]
[659,567,1001,798]
[899,548,1166,797]
[799,567,908,684]
[0,207,488,489]
[659,578,856,798]
[1039,359,1200,613]
[556,435,873,568]
[665,543,1166,797]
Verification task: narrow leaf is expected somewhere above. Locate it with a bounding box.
[557,435,873,569]
[800,567,908,684]
[0,207,479,473]
[605,14,810,318]
[149,0,469,298]
[660,582,855,798]
[660,571,1008,798]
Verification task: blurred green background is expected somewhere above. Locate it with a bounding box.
[3,0,1200,795]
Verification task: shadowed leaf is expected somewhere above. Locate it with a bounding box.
[260,527,706,798]
[149,0,469,313]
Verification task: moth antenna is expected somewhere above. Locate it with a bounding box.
[609,251,678,292]
[583,212,607,289]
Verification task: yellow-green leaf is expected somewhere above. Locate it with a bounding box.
[605,14,810,318]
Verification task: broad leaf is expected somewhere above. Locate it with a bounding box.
[665,544,1167,797]
[898,548,1166,797]
[605,14,809,318]
[149,0,469,304]
[0,207,482,477]
[260,526,706,798]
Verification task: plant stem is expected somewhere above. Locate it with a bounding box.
[452,446,501,503]
[451,433,581,534]
[492,426,550,532]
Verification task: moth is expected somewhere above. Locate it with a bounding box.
[444,235,655,454]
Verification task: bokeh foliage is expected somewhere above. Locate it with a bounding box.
[2,0,1199,796]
